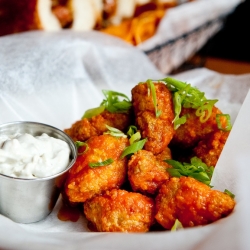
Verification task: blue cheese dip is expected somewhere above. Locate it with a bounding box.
[0,133,71,178]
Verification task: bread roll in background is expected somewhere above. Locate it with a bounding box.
[0,0,189,41]
[70,0,103,31]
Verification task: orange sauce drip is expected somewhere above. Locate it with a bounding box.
[57,203,81,222]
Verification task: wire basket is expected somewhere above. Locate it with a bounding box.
[144,16,225,74]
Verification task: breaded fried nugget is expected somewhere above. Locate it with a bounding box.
[131,82,175,154]
[64,110,131,142]
[193,130,230,167]
[155,177,235,229]
[171,106,223,149]
[64,134,129,203]
[128,150,171,195]
[84,189,155,232]
[155,146,172,161]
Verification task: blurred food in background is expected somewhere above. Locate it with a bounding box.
[0,0,194,45]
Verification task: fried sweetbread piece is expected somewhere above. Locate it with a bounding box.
[128,150,171,195]
[64,110,131,142]
[170,106,223,149]
[193,130,230,167]
[155,177,235,229]
[64,134,129,203]
[131,82,175,154]
[84,189,155,232]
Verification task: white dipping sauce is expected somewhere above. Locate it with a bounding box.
[0,133,71,178]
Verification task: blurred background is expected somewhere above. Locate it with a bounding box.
[174,0,250,74]
[0,0,249,75]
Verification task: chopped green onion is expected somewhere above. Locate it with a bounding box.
[121,138,147,158]
[82,106,105,119]
[75,141,88,155]
[88,158,114,168]
[224,189,235,199]
[171,219,183,231]
[126,125,141,144]
[195,100,218,123]
[216,114,232,131]
[146,80,161,118]
[165,157,214,186]
[127,125,138,137]
[173,115,187,129]
[100,90,132,113]
[104,125,127,138]
[158,77,218,129]
[129,131,141,145]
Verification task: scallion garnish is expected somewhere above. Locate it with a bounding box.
[75,141,88,155]
[127,125,138,137]
[224,189,235,199]
[121,138,147,158]
[195,99,218,123]
[171,219,183,231]
[146,80,161,118]
[165,157,214,186]
[82,106,105,119]
[126,125,141,145]
[158,77,218,129]
[101,90,132,113]
[104,125,127,138]
[88,158,114,168]
[216,114,232,131]
[129,132,141,145]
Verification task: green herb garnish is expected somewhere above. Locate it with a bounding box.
[127,125,138,137]
[82,90,132,119]
[88,158,114,168]
[216,114,232,131]
[75,141,89,155]
[101,90,132,113]
[195,99,218,123]
[224,189,235,199]
[121,138,147,158]
[104,125,127,138]
[129,131,141,145]
[159,77,218,129]
[126,125,141,145]
[82,106,105,119]
[171,219,183,231]
[146,80,161,118]
[165,157,214,186]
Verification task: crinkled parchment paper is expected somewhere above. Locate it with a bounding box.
[0,31,250,250]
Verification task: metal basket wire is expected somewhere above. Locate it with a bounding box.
[144,16,225,74]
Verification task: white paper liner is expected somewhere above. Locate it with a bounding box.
[0,31,250,249]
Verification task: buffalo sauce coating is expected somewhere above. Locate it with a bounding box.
[193,130,230,167]
[155,177,236,229]
[171,106,224,149]
[57,203,81,222]
[64,110,131,142]
[131,82,175,155]
[84,189,155,232]
[128,149,171,195]
[64,134,129,203]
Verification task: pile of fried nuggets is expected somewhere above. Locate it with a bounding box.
[63,79,235,232]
